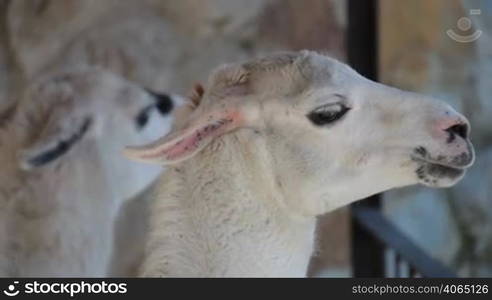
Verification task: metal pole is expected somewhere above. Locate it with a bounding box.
[347,0,385,277]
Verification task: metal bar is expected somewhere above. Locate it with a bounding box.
[385,249,396,277]
[395,253,401,277]
[400,258,410,278]
[351,199,385,277]
[347,0,379,80]
[353,206,456,277]
[347,0,385,278]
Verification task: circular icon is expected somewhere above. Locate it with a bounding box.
[3,282,20,297]
[457,17,472,31]
[447,9,482,43]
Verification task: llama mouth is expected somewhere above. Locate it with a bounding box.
[412,157,466,185]
[413,145,475,169]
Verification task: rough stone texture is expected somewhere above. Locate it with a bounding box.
[0,0,8,103]
[0,0,22,108]
[0,0,349,276]
[380,0,492,276]
[7,0,113,80]
[7,0,347,94]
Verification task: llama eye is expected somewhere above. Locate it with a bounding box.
[307,104,350,126]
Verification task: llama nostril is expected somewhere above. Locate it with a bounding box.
[445,123,468,140]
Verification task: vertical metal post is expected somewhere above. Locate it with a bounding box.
[347,0,385,277]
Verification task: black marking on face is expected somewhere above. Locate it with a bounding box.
[146,90,174,116]
[426,163,463,179]
[415,165,426,180]
[414,146,427,158]
[451,152,472,166]
[413,145,473,169]
[27,117,92,168]
[415,161,464,184]
[135,105,153,130]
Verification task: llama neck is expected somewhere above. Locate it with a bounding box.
[143,130,317,277]
[1,146,117,276]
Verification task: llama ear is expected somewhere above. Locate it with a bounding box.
[124,64,254,165]
[124,109,245,165]
[20,113,92,170]
[208,64,250,98]
[188,83,205,107]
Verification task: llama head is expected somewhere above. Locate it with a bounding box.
[15,67,182,202]
[125,51,474,215]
